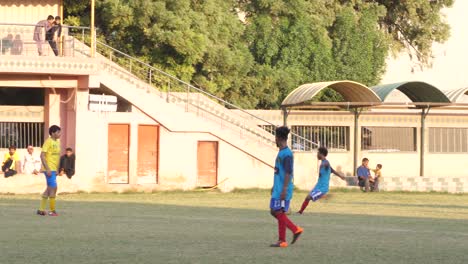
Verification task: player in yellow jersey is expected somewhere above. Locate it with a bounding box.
[37,125,62,216]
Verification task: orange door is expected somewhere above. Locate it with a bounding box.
[107,124,130,183]
[197,141,218,187]
[137,125,159,184]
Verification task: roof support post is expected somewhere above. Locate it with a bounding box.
[352,109,362,176]
[420,107,430,177]
[282,107,288,127]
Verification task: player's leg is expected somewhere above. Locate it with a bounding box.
[298,190,326,214]
[37,172,50,215]
[47,171,58,216]
[278,201,303,244]
[269,199,288,247]
[37,187,48,215]
[297,194,312,214]
[48,187,58,216]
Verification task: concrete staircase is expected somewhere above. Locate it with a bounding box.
[76,40,279,166]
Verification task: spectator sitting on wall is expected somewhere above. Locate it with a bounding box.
[23,145,41,175]
[59,147,75,179]
[356,158,371,192]
[2,145,20,178]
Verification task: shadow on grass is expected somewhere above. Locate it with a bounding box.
[1,198,467,264]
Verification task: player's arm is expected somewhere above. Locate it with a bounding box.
[40,152,51,175]
[280,156,293,200]
[281,172,290,201]
[331,167,346,180]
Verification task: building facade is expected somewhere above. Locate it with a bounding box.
[0,1,467,194]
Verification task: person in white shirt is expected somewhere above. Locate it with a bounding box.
[23,145,41,175]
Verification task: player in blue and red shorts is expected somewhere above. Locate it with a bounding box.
[297,146,345,214]
[269,126,303,248]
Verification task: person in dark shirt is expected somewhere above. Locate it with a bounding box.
[59,147,75,179]
[46,16,62,56]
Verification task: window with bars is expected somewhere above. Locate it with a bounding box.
[361,127,416,152]
[429,127,468,153]
[291,126,350,151]
[0,122,45,148]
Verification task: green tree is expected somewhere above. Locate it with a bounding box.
[64,0,453,108]
[241,0,338,107]
[330,2,388,85]
[368,0,453,65]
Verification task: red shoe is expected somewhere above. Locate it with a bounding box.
[36,210,46,216]
[270,241,288,248]
[291,227,304,244]
[48,211,58,216]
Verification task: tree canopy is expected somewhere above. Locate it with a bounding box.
[64,0,453,108]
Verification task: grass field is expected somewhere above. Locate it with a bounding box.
[1,189,467,264]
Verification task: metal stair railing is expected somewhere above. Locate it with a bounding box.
[74,37,319,150]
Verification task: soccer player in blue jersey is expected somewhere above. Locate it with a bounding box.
[297,146,345,214]
[269,126,303,248]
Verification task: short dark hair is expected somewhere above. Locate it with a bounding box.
[275,126,290,141]
[9,145,16,150]
[362,158,369,162]
[47,15,54,20]
[377,164,382,169]
[66,147,73,152]
[49,125,61,136]
[55,16,61,20]
[318,147,328,157]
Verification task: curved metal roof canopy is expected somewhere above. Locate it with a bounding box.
[281,81,381,107]
[371,81,451,103]
[444,87,468,102]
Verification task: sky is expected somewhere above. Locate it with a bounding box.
[381,0,468,92]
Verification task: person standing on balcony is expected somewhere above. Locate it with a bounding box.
[33,15,54,56]
[46,16,62,56]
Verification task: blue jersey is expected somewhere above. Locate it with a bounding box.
[313,159,332,193]
[271,147,294,200]
[357,166,370,178]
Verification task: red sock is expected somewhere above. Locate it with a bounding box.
[299,199,310,213]
[277,213,287,242]
[281,213,298,233]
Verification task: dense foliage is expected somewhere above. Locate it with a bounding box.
[65,0,452,108]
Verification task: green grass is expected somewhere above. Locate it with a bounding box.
[1,189,468,264]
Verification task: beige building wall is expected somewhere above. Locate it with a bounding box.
[0,0,60,24]
[248,109,468,189]
[59,88,273,193]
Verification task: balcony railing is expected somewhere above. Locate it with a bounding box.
[0,23,91,57]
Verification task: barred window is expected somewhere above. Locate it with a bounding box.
[291,126,349,151]
[0,122,45,148]
[361,127,416,152]
[429,128,468,153]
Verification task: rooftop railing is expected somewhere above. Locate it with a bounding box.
[0,23,92,57]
